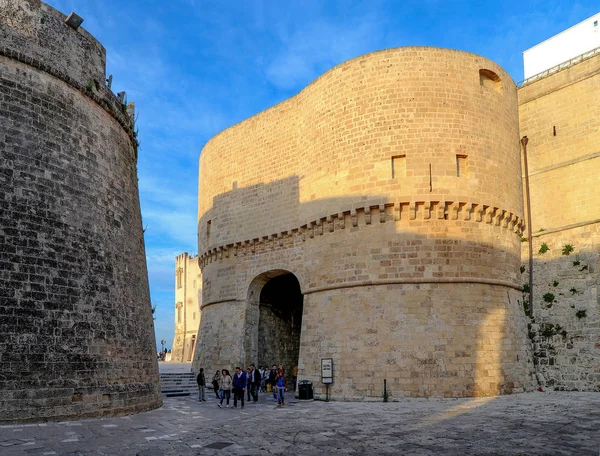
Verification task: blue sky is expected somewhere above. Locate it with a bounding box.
[45,0,598,349]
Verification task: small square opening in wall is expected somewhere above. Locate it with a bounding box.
[456,155,468,177]
[391,155,406,179]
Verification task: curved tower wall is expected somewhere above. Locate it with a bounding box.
[194,47,535,398]
[0,1,161,421]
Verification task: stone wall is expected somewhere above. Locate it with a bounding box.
[518,53,600,231]
[0,0,161,422]
[521,227,600,392]
[193,48,536,399]
[518,54,600,391]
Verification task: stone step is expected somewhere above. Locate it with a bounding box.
[160,379,196,382]
[159,373,195,377]
[159,377,194,380]
[162,388,197,394]
[159,371,199,396]
[164,392,192,398]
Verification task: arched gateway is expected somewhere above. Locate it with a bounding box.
[245,271,303,375]
[192,47,536,399]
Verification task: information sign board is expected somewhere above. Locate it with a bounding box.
[321,358,333,384]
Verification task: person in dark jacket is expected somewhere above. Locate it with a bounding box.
[249,364,260,402]
[212,370,221,399]
[269,364,278,401]
[246,368,253,401]
[196,368,206,402]
[232,366,247,409]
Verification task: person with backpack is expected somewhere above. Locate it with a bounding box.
[196,368,206,402]
[218,369,232,408]
[232,366,247,409]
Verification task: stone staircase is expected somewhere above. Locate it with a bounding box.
[159,372,197,398]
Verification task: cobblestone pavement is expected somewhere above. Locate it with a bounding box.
[1,392,599,455]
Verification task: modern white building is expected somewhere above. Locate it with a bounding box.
[523,12,600,79]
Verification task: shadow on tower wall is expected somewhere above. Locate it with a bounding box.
[193,176,537,399]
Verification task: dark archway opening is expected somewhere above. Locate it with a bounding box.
[257,273,303,382]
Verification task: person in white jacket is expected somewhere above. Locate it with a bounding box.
[218,369,232,408]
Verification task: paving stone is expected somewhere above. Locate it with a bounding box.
[0,392,599,455]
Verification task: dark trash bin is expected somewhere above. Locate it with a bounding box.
[298,380,313,400]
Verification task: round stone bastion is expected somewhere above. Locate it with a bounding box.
[193,47,536,399]
[0,1,161,421]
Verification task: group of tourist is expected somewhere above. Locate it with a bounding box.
[197,364,293,408]
[156,348,170,361]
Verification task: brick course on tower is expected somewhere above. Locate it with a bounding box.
[192,47,538,399]
[0,1,161,421]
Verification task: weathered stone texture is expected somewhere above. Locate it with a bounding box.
[521,227,600,392]
[518,53,600,392]
[193,48,536,399]
[0,0,161,422]
[1,0,105,89]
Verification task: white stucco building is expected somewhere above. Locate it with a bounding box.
[523,12,600,79]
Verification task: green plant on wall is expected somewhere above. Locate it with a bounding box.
[552,280,559,287]
[576,309,587,319]
[543,293,555,303]
[539,323,564,338]
[520,265,526,274]
[570,288,578,295]
[561,244,574,255]
[523,284,530,293]
[538,243,549,254]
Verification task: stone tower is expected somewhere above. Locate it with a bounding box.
[0,1,161,421]
[171,253,202,362]
[193,48,536,399]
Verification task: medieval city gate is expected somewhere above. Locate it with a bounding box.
[246,270,303,375]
